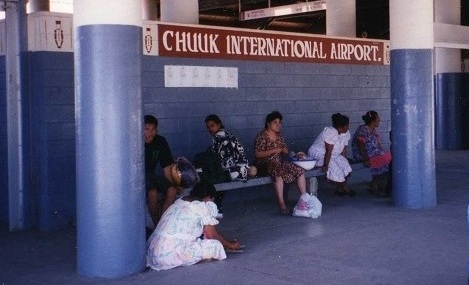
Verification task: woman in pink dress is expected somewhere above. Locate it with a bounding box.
[254,111,307,215]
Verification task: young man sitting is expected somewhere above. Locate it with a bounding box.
[144,115,179,227]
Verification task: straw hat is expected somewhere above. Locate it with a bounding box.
[170,157,199,188]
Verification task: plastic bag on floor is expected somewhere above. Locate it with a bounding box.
[293,193,322,219]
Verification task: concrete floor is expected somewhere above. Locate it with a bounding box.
[1,150,469,285]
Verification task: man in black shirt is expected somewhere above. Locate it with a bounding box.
[144,115,178,226]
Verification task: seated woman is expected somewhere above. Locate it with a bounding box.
[205,114,255,181]
[308,113,355,197]
[352,110,392,196]
[147,181,241,271]
[254,111,307,215]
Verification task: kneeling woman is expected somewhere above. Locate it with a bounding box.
[308,113,355,196]
[147,181,241,271]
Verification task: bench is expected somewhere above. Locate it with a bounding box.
[213,162,366,196]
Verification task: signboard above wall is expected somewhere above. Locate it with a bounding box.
[143,22,390,66]
[239,0,326,21]
[0,12,389,66]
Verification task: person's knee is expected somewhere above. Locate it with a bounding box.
[165,186,178,202]
[147,189,158,202]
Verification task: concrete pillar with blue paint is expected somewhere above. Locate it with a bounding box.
[74,0,145,278]
[5,0,30,231]
[390,0,436,208]
[434,0,462,150]
[326,0,356,37]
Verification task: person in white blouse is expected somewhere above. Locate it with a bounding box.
[307,113,355,197]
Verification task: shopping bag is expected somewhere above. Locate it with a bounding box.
[293,193,322,219]
[293,193,311,218]
[307,194,322,218]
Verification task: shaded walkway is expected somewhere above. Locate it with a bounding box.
[1,151,468,284]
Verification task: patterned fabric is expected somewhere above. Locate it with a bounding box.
[254,129,304,183]
[212,129,249,181]
[352,124,390,175]
[147,199,226,271]
[307,127,352,182]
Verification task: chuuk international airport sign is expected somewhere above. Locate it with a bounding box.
[145,22,390,66]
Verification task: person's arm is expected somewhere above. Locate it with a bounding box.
[321,142,333,172]
[341,146,347,157]
[203,225,240,250]
[255,147,283,159]
[356,138,371,167]
[254,135,283,159]
[163,164,174,183]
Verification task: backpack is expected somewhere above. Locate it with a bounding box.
[193,148,229,184]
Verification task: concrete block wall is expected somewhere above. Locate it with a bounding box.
[0,52,390,229]
[0,57,6,222]
[143,56,391,164]
[29,52,75,230]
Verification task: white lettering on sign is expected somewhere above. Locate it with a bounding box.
[226,35,327,59]
[163,30,220,54]
[157,23,388,65]
[330,43,380,62]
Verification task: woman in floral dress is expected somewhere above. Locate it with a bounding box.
[254,111,307,215]
[352,110,392,195]
[147,181,241,271]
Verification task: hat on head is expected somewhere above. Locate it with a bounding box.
[170,157,199,188]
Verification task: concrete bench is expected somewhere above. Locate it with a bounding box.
[213,162,366,196]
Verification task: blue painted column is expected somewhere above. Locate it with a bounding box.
[5,0,30,230]
[74,0,145,278]
[390,0,436,208]
[434,0,462,150]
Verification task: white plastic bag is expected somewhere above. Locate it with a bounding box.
[293,193,322,219]
[307,194,322,218]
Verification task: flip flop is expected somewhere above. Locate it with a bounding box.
[224,247,244,253]
[279,208,292,215]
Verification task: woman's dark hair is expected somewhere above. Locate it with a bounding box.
[362,110,379,125]
[190,180,217,200]
[332,113,349,129]
[144,115,158,127]
[204,114,224,129]
[265,111,283,129]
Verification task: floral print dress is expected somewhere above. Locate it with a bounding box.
[147,199,226,271]
[352,124,390,175]
[254,129,304,183]
[212,129,249,181]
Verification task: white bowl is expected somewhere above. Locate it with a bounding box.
[292,160,316,170]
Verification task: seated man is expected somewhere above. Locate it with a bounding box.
[144,115,179,226]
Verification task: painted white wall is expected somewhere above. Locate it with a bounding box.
[74,0,141,27]
[434,0,461,73]
[390,0,433,49]
[326,0,356,37]
[160,0,198,24]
